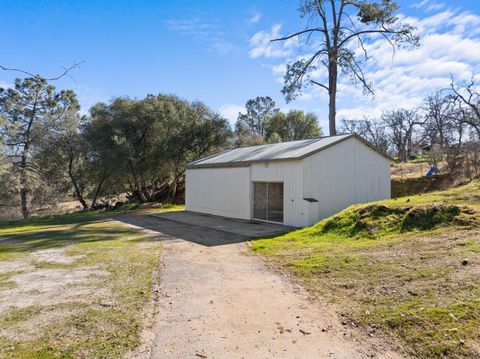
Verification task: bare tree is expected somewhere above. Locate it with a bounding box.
[382,109,423,162]
[450,76,480,138]
[444,145,464,176]
[422,91,457,147]
[339,118,365,135]
[339,118,388,153]
[466,142,480,177]
[273,0,418,136]
[0,62,83,81]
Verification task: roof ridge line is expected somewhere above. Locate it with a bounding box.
[186,134,367,169]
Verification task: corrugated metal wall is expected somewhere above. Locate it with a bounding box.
[185,167,251,220]
[302,137,391,222]
[251,161,310,227]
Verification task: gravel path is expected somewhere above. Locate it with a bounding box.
[122,215,403,359]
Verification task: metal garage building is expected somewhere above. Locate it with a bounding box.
[185,134,391,228]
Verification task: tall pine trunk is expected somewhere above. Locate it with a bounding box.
[328,55,338,136]
[20,140,30,218]
[20,172,29,219]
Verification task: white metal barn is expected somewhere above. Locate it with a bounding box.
[185,134,391,228]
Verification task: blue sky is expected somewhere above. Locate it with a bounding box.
[1,0,480,131]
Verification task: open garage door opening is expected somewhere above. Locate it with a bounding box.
[253,182,284,223]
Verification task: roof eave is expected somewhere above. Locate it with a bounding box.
[185,157,300,169]
[186,134,393,169]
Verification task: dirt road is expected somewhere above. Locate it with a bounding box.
[121,215,403,359]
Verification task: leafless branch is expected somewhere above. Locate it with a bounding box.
[450,75,480,120]
[349,55,374,95]
[339,28,397,48]
[0,61,84,81]
[310,80,329,92]
[271,28,325,42]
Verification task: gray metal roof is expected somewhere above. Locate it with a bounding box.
[187,134,389,169]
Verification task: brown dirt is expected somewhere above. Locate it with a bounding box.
[0,247,111,340]
[128,236,403,359]
[31,248,85,264]
[0,267,109,313]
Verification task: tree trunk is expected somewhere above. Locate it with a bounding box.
[20,147,29,219]
[136,184,147,203]
[72,179,88,210]
[169,171,180,200]
[20,185,28,219]
[458,124,464,146]
[328,58,338,136]
[170,181,178,199]
[67,154,88,210]
[399,142,408,163]
[129,162,147,203]
[91,176,106,209]
[19,96,38,219]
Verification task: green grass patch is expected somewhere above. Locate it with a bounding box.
[252,179,480,358]
[0,207,177,359]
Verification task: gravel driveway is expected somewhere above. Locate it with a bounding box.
[120,214,402,359]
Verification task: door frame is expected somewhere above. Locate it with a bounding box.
[251,181,284,224]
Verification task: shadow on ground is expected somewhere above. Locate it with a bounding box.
[116,215,250,247]
[0,211,293,254]
[116,212,293,247]
[0,220,143,256]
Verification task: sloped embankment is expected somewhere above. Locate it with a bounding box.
[253,180,480,358]
[321,203,477,237]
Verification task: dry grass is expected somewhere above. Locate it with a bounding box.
[252,179,480,358]
[0,210,170,358]
[391,161,437,180]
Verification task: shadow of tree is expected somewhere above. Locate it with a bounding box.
[0,219,162,256]
[0,210,286,256]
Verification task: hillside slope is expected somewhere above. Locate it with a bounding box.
[252,180,480,358]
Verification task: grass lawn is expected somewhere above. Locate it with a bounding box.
[0,205,182,359]
[252,180,480,358]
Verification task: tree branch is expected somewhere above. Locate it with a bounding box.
[271,28,326,42]
[0,61,84,81]
[310,80,329,92]
[339,28,395,48]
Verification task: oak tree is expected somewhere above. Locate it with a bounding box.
[266,110,322,141]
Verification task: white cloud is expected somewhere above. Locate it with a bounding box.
[249,24,298,59]
[427,3,445,12]
[411,0,445,12]
[411,0,431,9]
[219,104,244,124]
[166,17,234,55]
[211,39,233,55]
[448,11,480,35]
[250,12,262,25]
[251,6,480,122]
